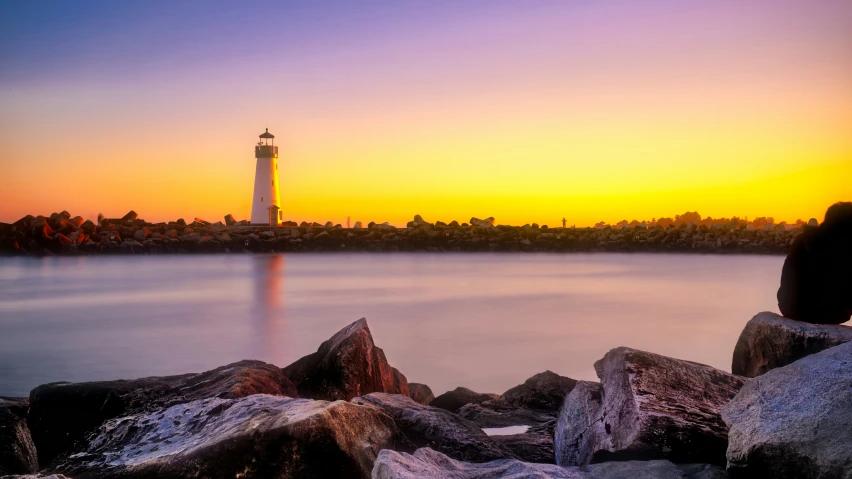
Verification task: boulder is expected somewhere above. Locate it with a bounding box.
[722,342,852,478]
[556,381,605,467]
[0,398,38,475]
[224,214,236,226]
[372,448,728,479]
[372,447,574,479]
[491,421,556,464]
[731,311,852,377]
[352,393,514,463]
[499,371,577,411]
[56,395,403,479]
[120,211,137,221]
[556,348,745,466]
[282,318,409,401]
[431,387,499,413]
[28,360,295,465]
[408,383,435,405]
[457,403,555,428]
[353,221,363,229]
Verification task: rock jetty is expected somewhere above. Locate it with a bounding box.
[1,314,849,478]
[1,212,804,255]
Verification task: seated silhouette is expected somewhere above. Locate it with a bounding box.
[778,202,852,325]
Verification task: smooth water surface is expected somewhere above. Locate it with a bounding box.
[0,253,782,397]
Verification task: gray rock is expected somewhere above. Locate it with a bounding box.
[556,348,744,466]
[353,393,514,463]
[282,318,409,401]
[0,398,38,475]
[0,475,71,479]
[372,447,578,479]
[431,387,499,413]
[555,381,605,467]
[28,360,295,465]
[56,395,403,479]
[492,421,556,464]
[409,383,435,405]
[731,311,852,377]
[371,448,728,479]
[722,341,852,478]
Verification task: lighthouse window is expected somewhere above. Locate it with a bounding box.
[261,197,264,202]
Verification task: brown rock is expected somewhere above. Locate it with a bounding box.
[430,387,499,413]
[282,318,410,401]
[28,360,295,465]
[732,311,852,377]
[0,398,38,475]
[408,383,435,405]
[224,214,237,226]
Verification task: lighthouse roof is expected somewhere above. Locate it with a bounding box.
[259,128,274,139]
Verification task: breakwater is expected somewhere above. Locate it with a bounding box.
[1,211,802,255]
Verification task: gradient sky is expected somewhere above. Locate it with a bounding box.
[1,0,850,226]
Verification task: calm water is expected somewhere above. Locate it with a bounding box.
[0,253,783,397]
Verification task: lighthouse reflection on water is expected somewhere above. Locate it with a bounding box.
[251,254,284,357]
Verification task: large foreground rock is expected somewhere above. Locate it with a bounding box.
[430,387,499,413]
[731,311,852,377]
[28,360,295,465]
[0,398,38,475]
[283,318,410,401]
[372,447,576,479]
[556,348,745,466]
[353,393,514,463]
[372,448,728,479]
[722,341,852,478]
[55,395,403,479]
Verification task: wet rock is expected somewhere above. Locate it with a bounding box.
[556,348,744,467]
[56,395,402,479]
[491,421,556,464]
[731,311,852,377]
[372,448,728,479]
[224,214,236,226]
[722,342,852,478]
[283,318,409,401]
[0,398,38,475]
[408,383,435,405]
[28,360,295,465]
[430,387,499,413]
[353,393,514,463]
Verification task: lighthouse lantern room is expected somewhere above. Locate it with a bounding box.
[251,128,281,225]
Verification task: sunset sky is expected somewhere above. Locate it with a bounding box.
[1,0,850,226]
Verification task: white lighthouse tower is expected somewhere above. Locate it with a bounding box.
[251,128,281,225]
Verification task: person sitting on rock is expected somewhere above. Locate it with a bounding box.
[778,201,852,324]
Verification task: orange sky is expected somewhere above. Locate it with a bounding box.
[1,1,850,226]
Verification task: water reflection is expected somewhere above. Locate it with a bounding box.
[251,254,285,357]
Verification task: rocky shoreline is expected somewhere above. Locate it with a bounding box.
[1,211,805,256]
[2,312,850,478]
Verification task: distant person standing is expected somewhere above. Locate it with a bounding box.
[778,202,852,324]
[562,217,567,228]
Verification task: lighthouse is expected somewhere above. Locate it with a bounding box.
[251,128,281,225]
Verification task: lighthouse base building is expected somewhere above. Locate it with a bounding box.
[251,128,281,225]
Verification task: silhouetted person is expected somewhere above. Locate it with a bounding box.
[778,202,852,324]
